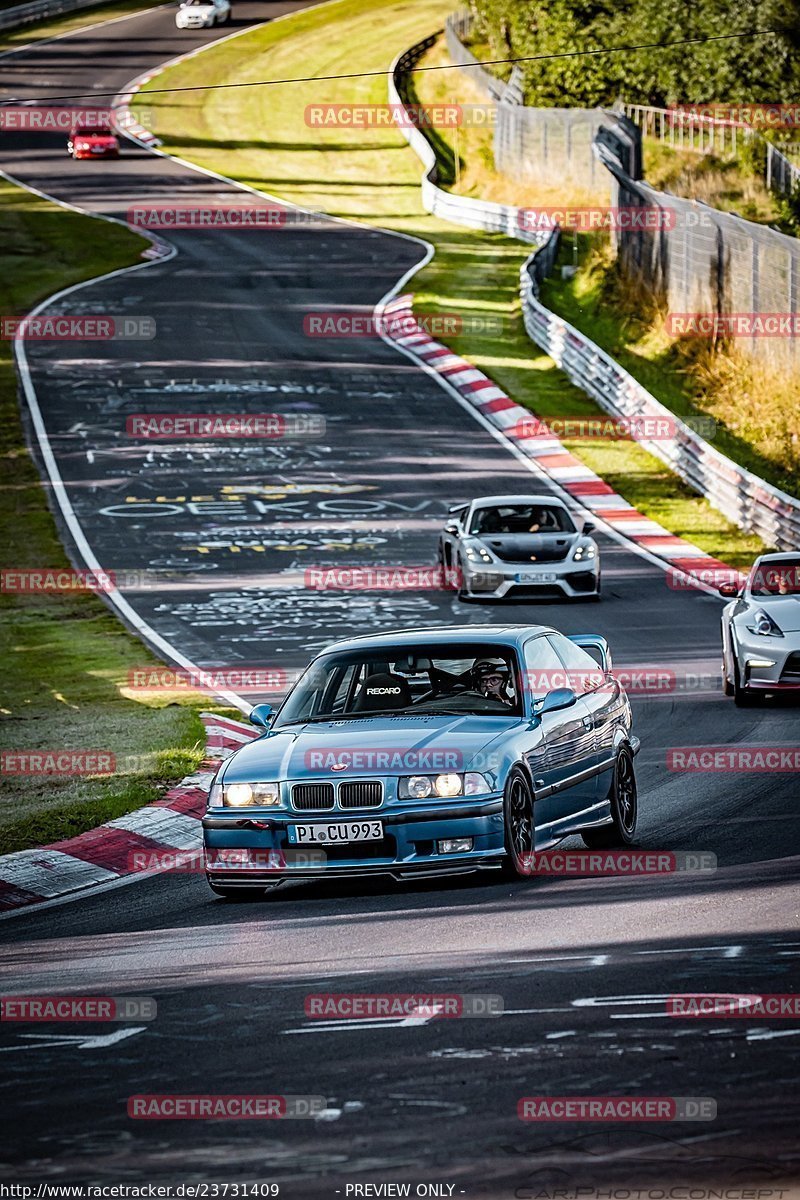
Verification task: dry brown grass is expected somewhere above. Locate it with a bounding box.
[415,36,611,210]
[643,138,781,226]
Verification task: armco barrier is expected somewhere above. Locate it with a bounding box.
[520,256,800,550]
[0,0,105,31]
[392,33,800,550]
[389,38,546,245]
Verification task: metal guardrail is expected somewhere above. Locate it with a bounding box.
[0,0,106,31]
[392,32,800,550]
[389,39,545,244]
[620,101,800,199]
[520,257,800,550]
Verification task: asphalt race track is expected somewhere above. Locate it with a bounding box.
[0,2,799,1193]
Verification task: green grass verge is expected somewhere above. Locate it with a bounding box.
[133,0,766,568]
[0,180,237,854]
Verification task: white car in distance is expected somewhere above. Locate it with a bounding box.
[176,0,231,28]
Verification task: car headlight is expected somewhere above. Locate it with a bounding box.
[464,542,494,564]
[572,541,596,562]
[747,609,783,637]
[223,782,281,807]
[399,774,464,799]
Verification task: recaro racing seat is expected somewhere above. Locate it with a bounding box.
[353,672,412,712]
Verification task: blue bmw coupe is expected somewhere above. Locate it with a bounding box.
[203,625,640,897]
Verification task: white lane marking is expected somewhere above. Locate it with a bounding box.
[0,849,118,897]
[105,807,201,849]
[0,1027,145,1051]
[573,994,673,1007]
[746,1028,800,1042]
[545,1030,576,1040]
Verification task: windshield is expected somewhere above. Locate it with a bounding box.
[469,504,574,535]
[750,560,800,597]
[274,643,523,727]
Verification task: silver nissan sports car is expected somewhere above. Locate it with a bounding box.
[720,552,800,705]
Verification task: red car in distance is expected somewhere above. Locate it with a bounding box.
[67,125,120,159]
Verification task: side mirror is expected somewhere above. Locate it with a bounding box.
[444,522,459,535]
[582,521,595,535]
[537,687,578,716]
[718,582,741,598]
[249,703,275,729]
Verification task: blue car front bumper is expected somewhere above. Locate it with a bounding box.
[202,798,506,884]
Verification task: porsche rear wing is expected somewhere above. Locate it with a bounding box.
[568,634,612,672]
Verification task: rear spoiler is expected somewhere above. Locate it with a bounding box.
[568,634,612,672]
[448,502,466,513]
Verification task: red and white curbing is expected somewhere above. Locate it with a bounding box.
[0,713,256,913]
[382,294,745,592]
[114,69,162,149]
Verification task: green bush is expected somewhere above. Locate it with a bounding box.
[466,0,800,108]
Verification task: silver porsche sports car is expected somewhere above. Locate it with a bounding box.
[720,552,800,705]
[438,494,600,601]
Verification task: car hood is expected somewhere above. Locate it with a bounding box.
[75,135,118,144]
[747,595,800,633]
[222,714,523,782]
[474,531,579,564]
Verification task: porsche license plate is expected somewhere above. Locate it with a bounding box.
[287,820,383,845]
[515,571,558,583]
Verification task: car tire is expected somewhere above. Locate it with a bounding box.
[502,767,535,879]
[581,746,637,849]
[732,659,755,707]
[722,656,734,697]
